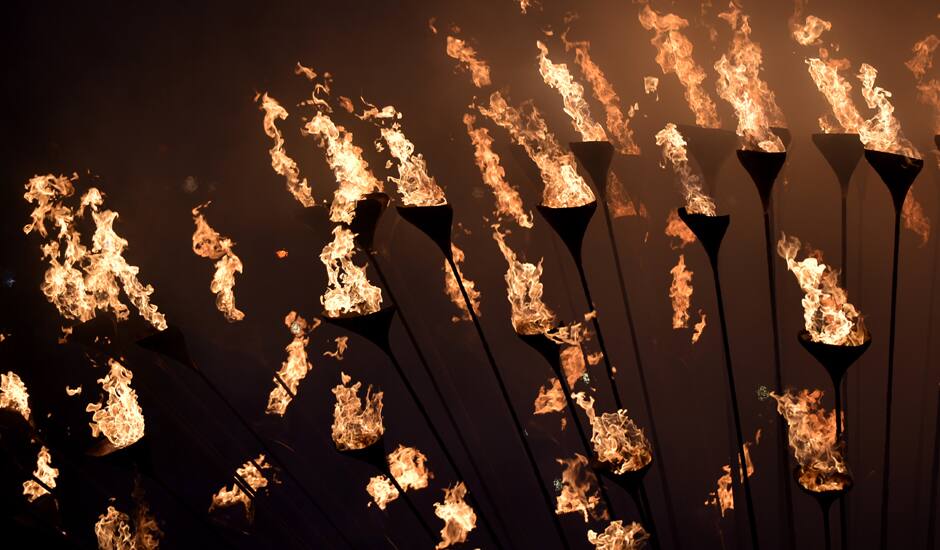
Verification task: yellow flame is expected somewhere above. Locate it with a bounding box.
[665,209,697,249]
[588,520,651,549]
[323,335,349,360]
[446,36,492,88]
[644,76,660,97]
[320,226,383,318]
[573,392,652,475]
[95,502,163,550]
[0,371,31,421]
[492,225,557,335]
[366,475,400,509]
[655,124,717,215]
[556,453,607,522]
[903,190,931,247]
[669,254,694,329]
[857,63,920,158]
[434,482,477,549]
[266,312,320,416]
[23,446,58,503]
[66,385,82,396]
[638,5,721,128]
[536,40,608,143]
[331,372,384,451]
[606,173,647,219]
[444,242,482,323]
[388,444,433,492]
[191,203,245,322]
[257,93,316,207]
[791,15,832,46]
[907,35,940,135]
[534,378,567,416]
[210,454,272,521]
[805,57,865,134]
[773,389,849,492]
[692,310,707,344]
[705,429,760,516]
[86,359,145,450]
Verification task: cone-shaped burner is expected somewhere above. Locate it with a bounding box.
[798,331,872,439]
[569,141,614,198]
[517,331,562,375]
[772,127,793,150]
[795,467,853,550]
[812,134,864,195]
[320,306,397,358]
[535,202,598,264]
[137,325,196,370]
[676,125,738,195]
[349,193,389,251]
[396,204,455,260]
[676,208,729,268]
[865,150,924,213]
[336,437,389,473]
[737,149,787,213]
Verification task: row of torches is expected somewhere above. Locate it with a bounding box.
[4,0,940,548]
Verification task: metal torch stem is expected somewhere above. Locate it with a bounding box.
[926,385,940,548]
[878,212,902,550]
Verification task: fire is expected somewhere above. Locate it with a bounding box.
[23,175,167,331]
[86,359,145,450]
[444,242,482,323]
[588,520,651,550]
[22,446,58,503]
[669,254,694,329]
[655,124,717,215]
[907,35,940,135]
[560,33,641,154]
[492,225,557,335]
[191,203,245,322]
[331,372,384,451]
[805,57,865,133]
[433,482,477,549]
[772,389,849,492]
[366,475,400,509]
[517,0,539,14]
[638,4,721,128]
[388,444,433,491]
[606,173,647,219]
[210,454,273,521]
[319,226,383,318]
[644,76,660,97]
[857,63,920,158]
[266,311,320,416]
[665,209,697,248]
[323,335,349,360]
[534,378,567,415]
[777,233,867,346]
[555,453,607,522]
[66,385,82,396]
[0,371,31,420]
[445,35,492,88]
[692,310,707,344]
[95,503,163,550]
[573,392,652,475]
[462,113,533,228]
[705,429,760,516]
[257,92,316,207]
[790,15,831,46]
[551,322,588,386]
[478,91,595,208]
[903,191,931,246]
[713,2,786,153]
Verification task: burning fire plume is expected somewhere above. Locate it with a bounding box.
[857,63,920,158]
[713,2,786,152]
[805,57,865,134]
[95,503,163,550]
[191,203,245,322]
[445,34,492,88]
[444,242,482,322]
[0,371,31,420]
[492,224,557,335]
[588,520,651,549]
[462,113,534,228]
[573,392,653,475]
[433,482,477,549]
[772,389,849,492]
[319,226,383,318]
[563,32,641,154]
[266,311,320,416]
[209,454,273,521]
[22,446,58,503]
[902,192,931,246]
[555,453,607,522]
[669,254,694,329]
[86,359,145,450]
[655,124,717,215]
[331,372,384,451]
[257,92,316,207]
[550,322,589,386]
[705,429,760,516]
[907,35,940,134]
[366,475,399,510]
[478,91,595,208]
[324,336,348,360]
[665,209,697,248]
[777,233,867,346]
[788,0,832,47]
[23,175,167,331]
[638,4,721,128]
[606,173,647,220]
[367,444,433,509]
[534,378,567,416]
[535,40,608,142]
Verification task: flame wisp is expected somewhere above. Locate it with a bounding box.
[23,446,58,503]
[266,311,320,416]
[331,372,384,451]
[209,454,273,521]
[655,124,717,215]
[773,389,849,492]
[320,226,383,318]
[433,482,477,549]
[573,392,652,475]
[588,520,651,550]
[0,371,31,421]
[191,203,245,322]
[86,359,145,450]
[536,40,608,142]
[444,242,482,323]
[257,93,316,207]
[492,225,557,335]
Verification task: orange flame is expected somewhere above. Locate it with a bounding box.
[462,113,534,228]
[444,242,482,323]
[324,335,349,360]
[573,392,653,475]
[903,191,931,247]
[555,453,607,522]
[536,40,608,143]
[907,35,940,135]
[86,359,145,450]
[433,482,477,549]
[23,446,58,503]
[95,501,163,550]
[606,173,647,219]
[192,203,245,322]
[478,91,595,208]
[389,444,433,491]
[366,475,400,510]
[644,76,660,97]
[534,378,567,416]
[692,310,707,344]
[655,124,717,215]
[588,520,651,549]
[772,389,850,492]
[805,57,865,134]
[0,371,31,421]
[331,372,384,451]
[857,63,920,158]
[665,209,697,249]
[492,225,557,335]
[777,233,866,346]
[445,35,492,88]
[669,254,694,330]
[210,454,273,521]
[638,5,721,128]
[552,322,589,387]
[266,311,320,416]
[790,15,831,46]
[257,93,316,207]
[320,226,383,318]
[705,429,760,516]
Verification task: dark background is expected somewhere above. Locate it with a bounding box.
[1,0,939,548]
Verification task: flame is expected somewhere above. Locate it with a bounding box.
[366,475,400,509]
[644,76,660,97]
[478,91,595,208]
[772,389,849,492]
[638,5,721,128]
[903,190,931,246]
[692,310,707,344]
[86,359,145,450]
[191,203,245,322]
[534,378,567,415]
[907,35,940,135]
[66,385,82,396]
[210,454,273,521]
[561,34,641,154]
[388,444,433,491]
[319,226,383,318]
[705,429,760,516]
[517,0,540,14]
[573,392,652,475]
[588,520,651,549]
[777,233,867,346]
[23,175,167,331]
[266,311,320,416]
[331,372,384,451]
[655,124,717,215]
[535,40,608,143]
[257,93,316,207]
[713,2,786,152]
[553,323,588,387]
[492,225,557,335]
[669,254,694,329]
[665,209,697,248]
[0,371,31,420]
[323,335,349,360]
[95,502,163,550]
[433,482,477,549]
[606,173,647,219]
[462,113,534,228]
[23,446,58,503]
[445,35,492,88]
[555,453,607,522]
[805,57,866,134]
[790,15,831,46]
[857,63,920,158]
[444,242,482,323]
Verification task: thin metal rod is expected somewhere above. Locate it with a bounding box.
[824,504,833,550]
[710,262,761,550]
[573,261,621,410]
[638,481,662,550]
[878,212,903,550]
[839,496,848,550]
[927,385,940,548]
[841,194,848,289]
[599,200,680,549]
[446,255,572,550]
[380,461,438,544]
[368,252,511,549]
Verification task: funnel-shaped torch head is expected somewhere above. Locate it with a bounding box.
[396,203,454,260]
[349,193,390,252]
[677,207,729,268]
[864,150,924,214]
[676,125,738,195]
[137,325,196,371]
[737,149,787,212]
[517,330,563,377]
[812,133,863,193]
[793,467,853,511]
[536,201,598,264]
[570,141,614,198]
[320,306,397,358]
[337,437,388,473]
[594,455,653,494]
[797,331,871,387]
